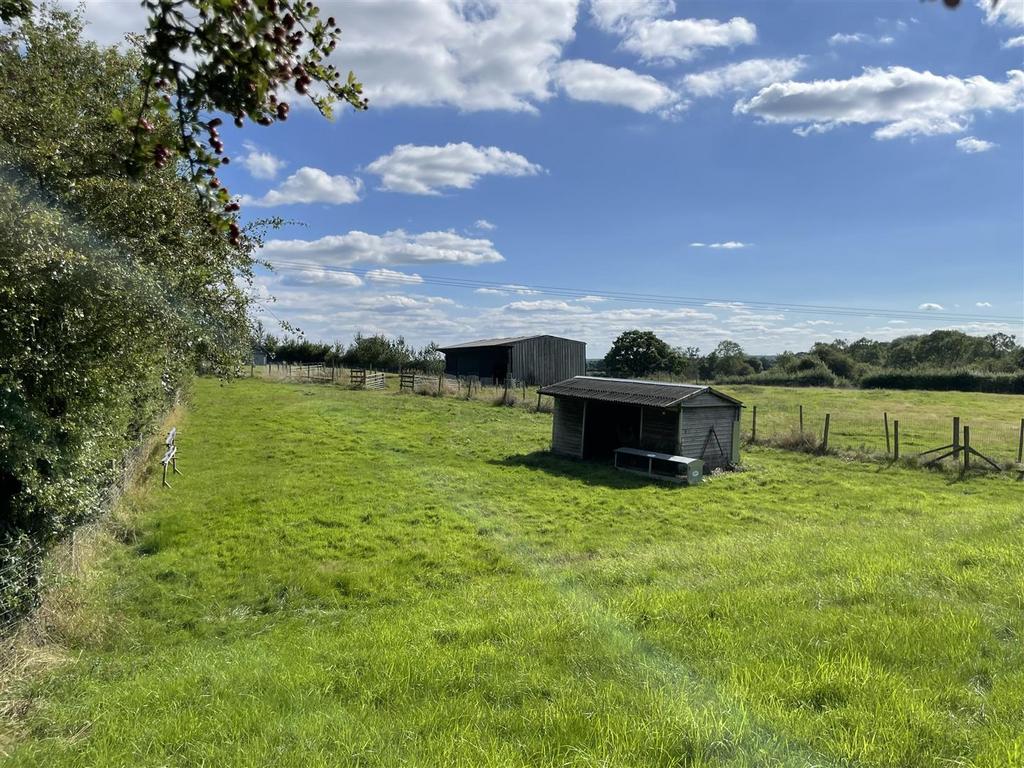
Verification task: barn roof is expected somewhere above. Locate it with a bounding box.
[538,376,742,408]
[438,334,581,351]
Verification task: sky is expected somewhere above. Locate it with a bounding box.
[69,0,1024,356]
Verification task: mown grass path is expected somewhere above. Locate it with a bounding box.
[5,379,1023,767]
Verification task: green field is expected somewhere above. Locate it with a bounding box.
[5,378,1024,767]
[724,384,1024,464]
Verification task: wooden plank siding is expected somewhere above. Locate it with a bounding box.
[552,398,585,457]
[679,406,739,470]
[509,336,586,386]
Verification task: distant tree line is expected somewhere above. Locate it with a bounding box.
[597,329,1024,393]
[257,332,445,374]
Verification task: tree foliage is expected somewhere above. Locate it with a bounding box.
[604,330,680,378]
[262,333,445,373]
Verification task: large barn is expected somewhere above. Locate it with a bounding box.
[439,335,586,387]
[537,376,743,471]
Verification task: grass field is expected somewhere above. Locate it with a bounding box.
[4,378,1024,767]
[725,384,1024,464]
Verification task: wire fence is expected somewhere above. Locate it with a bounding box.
[0,418,167,638]
[251,363,544,407]
[742,403,1023,469]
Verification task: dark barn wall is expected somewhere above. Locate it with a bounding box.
[510,336,586,386]
[443,336,585,386]
[444,347,509,381]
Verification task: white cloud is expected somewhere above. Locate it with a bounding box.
[366,268,424,285]
[735,67,1024,140]
[829,31,895,46]
[241,167,363,206]
[691,241,750,249]
[282,268,364,287]
[978,0,1024,28]
[1004,35,1024,48]
[474,284,541,296]
[575,295,607,303]
[681,57,807,97]
[918,302,944,311]
[976,301,993,307]
[238,142,286,180]
[504,299,587,313]
[365,143,542,195]
[473,219,497,231]
[56,0,147,46]
[553,59,683,114]
[590,1,755,63]
[956,136,998,153]
[590,0,674,33]
[261,229,504,267]
[324,0,578,113]
[619,16,757,63]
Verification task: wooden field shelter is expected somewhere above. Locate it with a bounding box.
[538,377,743,472]
[439,335,586,387]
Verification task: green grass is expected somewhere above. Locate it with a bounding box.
[5,378,1024,767]
[722,384,1024,463]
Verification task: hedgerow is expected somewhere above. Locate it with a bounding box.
[0,11,256,624]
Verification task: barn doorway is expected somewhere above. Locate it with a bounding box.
[582,401,642,460]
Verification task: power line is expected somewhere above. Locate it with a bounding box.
[263,259,1022,327]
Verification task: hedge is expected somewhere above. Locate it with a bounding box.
[860,370,1024,394]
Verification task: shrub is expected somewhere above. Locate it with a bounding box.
[717,368,843,388]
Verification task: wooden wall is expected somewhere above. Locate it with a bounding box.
[511,336,586,386]
[679,405,740,469]
[552,397,585,457]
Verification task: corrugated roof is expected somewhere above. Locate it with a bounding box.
[538,376,742,408]
[438,335,566,350]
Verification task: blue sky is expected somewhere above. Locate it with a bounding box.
[76,0,1023,355]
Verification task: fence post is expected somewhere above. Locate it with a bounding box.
[751,405,757,442]
[1018,418,1023,464]
[963,425,971,472]
[884,412,891,456]
[893,420,900,461]
[799,404,803,435]
[438,372,443,394]
[536,391,542,411]
[952,416,961,462]
[822,413,830,452]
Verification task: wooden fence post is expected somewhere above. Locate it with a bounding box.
[751,405,757,442]
[822,413,830,452]
[884,412,891,456]
[799,404,803,435]
[1017,418,1023,464]
[893,420,900,461]
[963,425,971,472]
[536,391,542,411]
[952,417,961,462]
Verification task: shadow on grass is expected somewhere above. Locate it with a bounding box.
[491,451,681,490]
